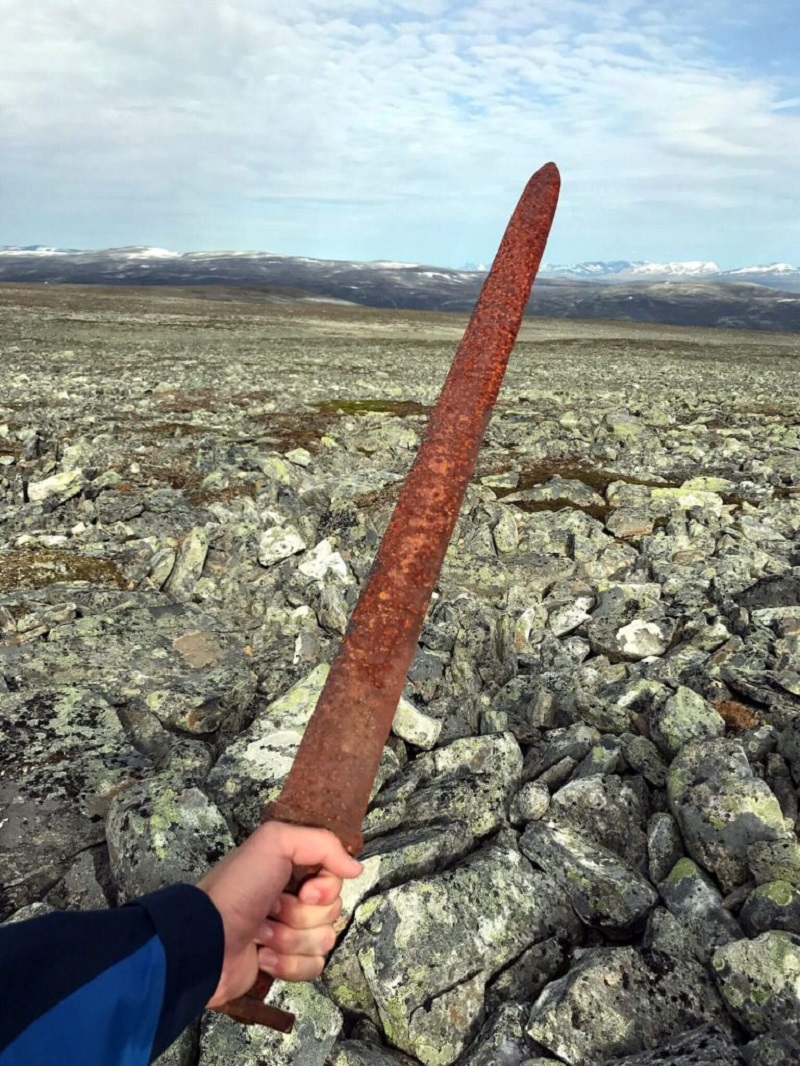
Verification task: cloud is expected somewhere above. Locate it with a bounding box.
[0,0,798,265]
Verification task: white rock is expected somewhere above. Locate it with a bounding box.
[258,526,306,567]
[392,697,442,750]
[617,619,670,658]
[27,468,84,503]
[298,538,351,582]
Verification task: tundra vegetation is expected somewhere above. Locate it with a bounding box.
[1,284,799,1066]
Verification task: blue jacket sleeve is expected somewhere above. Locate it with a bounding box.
[0,883,224,1066]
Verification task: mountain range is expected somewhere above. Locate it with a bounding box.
[2,246,800,332]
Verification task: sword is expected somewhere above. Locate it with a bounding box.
[221,162,560,1030]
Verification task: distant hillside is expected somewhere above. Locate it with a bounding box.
[1,246,799,332]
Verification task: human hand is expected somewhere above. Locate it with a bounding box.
[197,821,363,1008]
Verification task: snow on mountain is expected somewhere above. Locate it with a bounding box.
[541,260,723,278]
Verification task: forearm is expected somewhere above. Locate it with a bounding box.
[0,884,223,1066]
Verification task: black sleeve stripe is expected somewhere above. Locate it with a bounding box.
[137,884,224,1060]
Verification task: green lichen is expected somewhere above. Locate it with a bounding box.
[666,858,699,885]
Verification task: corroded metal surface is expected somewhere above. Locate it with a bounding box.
[266,162,560,848]
[222,162,560,1029]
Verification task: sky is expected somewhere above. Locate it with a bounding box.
[1,0,799,268]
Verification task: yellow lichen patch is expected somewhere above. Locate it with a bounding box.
[0,550,128,593]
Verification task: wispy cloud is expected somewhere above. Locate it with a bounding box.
[0,0,798,265]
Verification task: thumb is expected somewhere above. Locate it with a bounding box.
[253,822,363,880]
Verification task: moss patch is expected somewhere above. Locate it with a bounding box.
[0,550,128,592]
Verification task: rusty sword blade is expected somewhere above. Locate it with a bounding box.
[221,162,560,1029]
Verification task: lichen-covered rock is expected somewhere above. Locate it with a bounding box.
[484,934,576,1016]
[0,686,149,916]
[0,597,258,745]
[198,980,342,1066]
[527,947,734,1065]
[546,774,648,869]
[365,732,523,841]
[325,841,574,1066]
[106,778,233,900]
[650,686,725,758]
[339,822,476,925]
[657,858,742,962]
[509,781,550,825]
[27,467,86,505]
[667,739,789,892]
[647,813,684,885]
[620,734,669,788]
[712,932,800,1035]
[327,1039,418,1065]
[165,526,209,600]
[458,1002,531,1065]
[391,697,442,750]
[520,821,658,936]
[606,1024,746,1064]
[742,1020,800,1066]
[740,881,800,936]
[207,664,329,830]
[747,839,800,889]
[257,524,307,567]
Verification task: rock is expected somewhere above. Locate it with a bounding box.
[258,525,306,567]
[748,838,800,888]
[325,841,574,1066]
[520,821,658,936]
[328,1040,418,1065]
[616,619,673,660]
[165,526,209,600]
[207,664,329,831]
[621,734,669,788]
[339,822,476,924]
[527,947,734,1065]
[606,1024,746,1064]
[657,858,742,962]
[742,1020,800,1066]
[650,686,725,758]
[712,932,800,1035]
[740,881,800,936]
[509,781,551,825]
[106,779,234,900]
[647,813,685,885]
[458,1002,531,1065]
[547,774,648,869]
[667,739,790,892]
[365,733,523,841]
[392,697,442,750]
[485,934,574,1015]
[0,686,149,917]
[199,980,342,1065]
[27,468,86,505]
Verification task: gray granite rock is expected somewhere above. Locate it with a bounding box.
[740,881,800,936]
[325,841,574,1066]
[606,1024,745,1064]
[106,778,234,900]
[520,821,658,936]
[712,932,800,1035]
[657,858,742,962]
[527,946,734,1065]
[667,739,790,892]
[650,686,725,759]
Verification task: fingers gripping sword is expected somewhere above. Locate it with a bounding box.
[220,163,561,1030]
